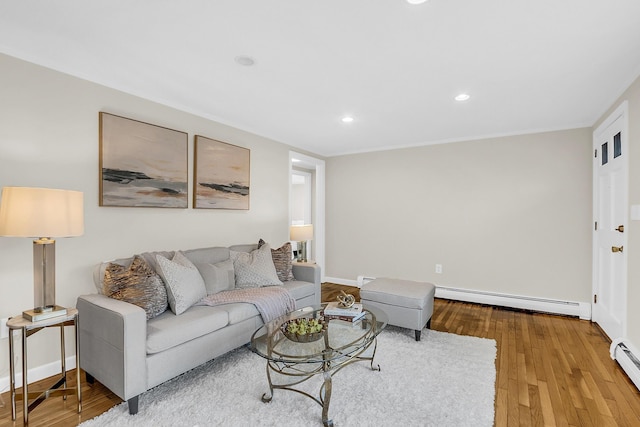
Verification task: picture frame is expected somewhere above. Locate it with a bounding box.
[193,135,250,210]
[99,112,188,208]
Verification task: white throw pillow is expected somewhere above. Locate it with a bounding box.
[230,244,283,288]
[194,259,235,295]
[156,251,207,315]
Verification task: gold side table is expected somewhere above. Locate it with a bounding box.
[7,308,82,424]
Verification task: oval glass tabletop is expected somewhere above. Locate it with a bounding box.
[249,304,388,364]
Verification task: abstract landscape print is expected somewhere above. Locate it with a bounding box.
[99,113,188,208]
[194,135,250,209]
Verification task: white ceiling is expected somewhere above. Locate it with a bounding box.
[1,1,640,157]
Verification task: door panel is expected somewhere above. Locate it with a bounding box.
[593,105,627,340]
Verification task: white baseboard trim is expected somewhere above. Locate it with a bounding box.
[323,276,591,320]
[0,355,76,393]
[436,286,591,320]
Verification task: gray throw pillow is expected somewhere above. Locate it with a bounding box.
[195,259,235,294]
[156,251,207,315]
[258,239,295,282]
[230,243,283,288]
[103,256,168,320]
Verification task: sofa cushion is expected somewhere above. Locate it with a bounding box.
[258,239,295,282]
[283,280,315,301]
[228,243,257,253]
[156,251,207,315]
[146,305,229,354]
[194,259,235,295]
[230,244,282,288]
[102,256,168,320]
[222,302,261,325]
[183,246,230,265]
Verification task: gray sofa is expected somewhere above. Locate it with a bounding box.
[76,244,321,414]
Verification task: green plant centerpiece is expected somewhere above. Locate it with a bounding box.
[281,317,326,343]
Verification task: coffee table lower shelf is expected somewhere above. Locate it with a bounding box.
[260,337,381,427]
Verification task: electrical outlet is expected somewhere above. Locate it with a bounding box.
[0,318,8,340]
[435,264,443,274]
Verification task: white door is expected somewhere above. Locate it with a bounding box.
[291,169,313,259]
[291,170,312,226]
[593,102,628,340]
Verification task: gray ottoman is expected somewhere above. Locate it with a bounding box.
[360,278,435,341]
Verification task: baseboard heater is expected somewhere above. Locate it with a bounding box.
[344,277,591,319]
[435,286,591,320]
[610,339,640,392]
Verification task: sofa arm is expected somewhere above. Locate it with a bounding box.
[292,263,322,305]
[292,262,321,285]
[76,294,147,403]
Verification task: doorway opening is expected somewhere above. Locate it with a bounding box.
[289,151,325,281]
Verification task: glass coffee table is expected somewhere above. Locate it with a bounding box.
[249,305,387,426]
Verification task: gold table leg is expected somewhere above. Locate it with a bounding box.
[22,327,28,425]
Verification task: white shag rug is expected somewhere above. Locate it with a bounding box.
[81,327,496,427]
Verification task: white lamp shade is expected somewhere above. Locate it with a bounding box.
[0,187,84,238]
[290,224,313,241]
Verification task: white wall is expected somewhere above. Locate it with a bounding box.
[326,128,593,303]
[0,54,294,383]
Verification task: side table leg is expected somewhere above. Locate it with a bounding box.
[75,315,82,413]
[22,327,28,425]
[9,328,16,420]
[60,324,67,400]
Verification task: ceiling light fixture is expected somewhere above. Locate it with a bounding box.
[341,116,354,123]
[455,93,471,101]
[406,0,428,4]
[234,56,255,67]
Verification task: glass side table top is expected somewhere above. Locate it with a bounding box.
[249,304,388,364]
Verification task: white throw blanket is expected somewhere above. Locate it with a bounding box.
[197,286,296,323]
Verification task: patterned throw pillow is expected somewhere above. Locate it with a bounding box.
[103,256,168,320]
[156,251,207,315]
[230,243,283,288]
[258,239,295,282]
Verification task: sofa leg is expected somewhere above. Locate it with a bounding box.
[426,318,432,329]
[128,396,139,415]
[415,330,421,341]
[85,372,95,385]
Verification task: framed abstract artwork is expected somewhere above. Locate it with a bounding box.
[193,135,250,209]
[99,112,188,208]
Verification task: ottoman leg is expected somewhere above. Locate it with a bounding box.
[415,330,421,341]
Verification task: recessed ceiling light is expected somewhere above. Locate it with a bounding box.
[406,0,428,4]
[341,116,354,123]
[234,56,255,66]
[455,93,471,101]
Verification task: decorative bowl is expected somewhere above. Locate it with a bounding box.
[281,317,326,343]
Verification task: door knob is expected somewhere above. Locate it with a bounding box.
[612,246,624,253]
[616,225,624,233]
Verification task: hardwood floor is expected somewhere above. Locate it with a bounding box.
[1,283,639,426]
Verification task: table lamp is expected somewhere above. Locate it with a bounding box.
[290,224,313,263]
[0,187,84,321]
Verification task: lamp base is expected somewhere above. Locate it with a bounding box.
[23,305,67,322]
[297,240,308,263]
